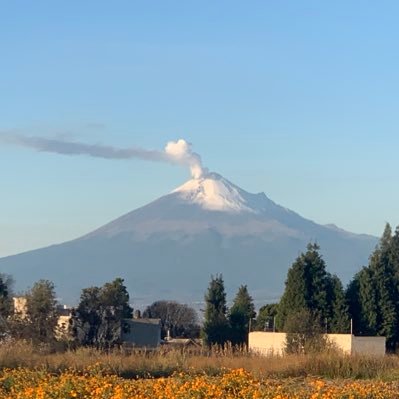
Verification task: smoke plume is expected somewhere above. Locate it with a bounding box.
[0,133,205,179]
[164,139,204,179]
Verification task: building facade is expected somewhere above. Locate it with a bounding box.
[249,331,386,356]
[121,318,161,348]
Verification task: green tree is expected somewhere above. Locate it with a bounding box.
[74,286,102,346]
[0,273,13,336]
[346,275,362,334]
[202,274,229,346]
[25,280,59,343]
[0,273,13,319]
[254,303,278,331]
[390,226,399,279]
[97,278,133,347]
[358,267,379,334]
[327,275,350,333]
[347,224,399,351]
[74,278,133,348]
[143,300,199,339]
[228,285,256,346]
[371,232,398,351]
[277,243,331,331]
[284,308,327,354]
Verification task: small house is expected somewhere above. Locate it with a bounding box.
[122,318,161,348]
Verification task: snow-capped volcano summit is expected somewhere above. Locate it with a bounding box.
[173,172,263,213]
[0,172,378,305]
[85,172,297,239]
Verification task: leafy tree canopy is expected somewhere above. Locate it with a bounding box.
[73,278,133,348]
[25,279,59,344]
[143,300,199,339]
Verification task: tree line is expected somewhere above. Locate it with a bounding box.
[1,223,399,351]
[0,276,200,348]
[203,223,399,352]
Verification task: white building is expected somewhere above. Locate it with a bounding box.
[249,331,386,356]
[12,296,73,339]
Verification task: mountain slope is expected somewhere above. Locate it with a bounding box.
[0,173,377,306]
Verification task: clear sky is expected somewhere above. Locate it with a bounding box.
[1,1,399,257]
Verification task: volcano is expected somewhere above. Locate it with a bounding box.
[0,173,377,306]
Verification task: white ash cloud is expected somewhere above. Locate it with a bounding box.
[0,132,206,179]
[164,139,205,179]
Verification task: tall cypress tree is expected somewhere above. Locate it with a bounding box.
[347,223,399,351]
[346,275,363,333]
[202,274,229,346]
[278,243,351,353]
[358,267,379,334]
[390,226,399,282]
[277,243,331,331]
[276,248,308,330]
[228,285,255,346]
[327,274,350,333]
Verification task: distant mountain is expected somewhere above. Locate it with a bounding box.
[0,172,377,307]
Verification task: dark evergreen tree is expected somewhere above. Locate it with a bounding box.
[277,243,350,335]
[371,236,398,350]
[73,286,102,346]
[0,273,13,336]
[389,226,399,283]
[0,273,13,319]
[346,274,361,334]
[347,223,399,351]
[202,274,229,346]
[228,285,255,346]
[357,267,379,334]
[327,274,350,333]
[254,303,278,331]
[277,243,331,331]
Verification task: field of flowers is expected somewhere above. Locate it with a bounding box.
[1,366,399,399]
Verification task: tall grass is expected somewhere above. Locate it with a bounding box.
[0,340,397,380]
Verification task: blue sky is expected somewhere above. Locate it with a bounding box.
[1,1,399,257]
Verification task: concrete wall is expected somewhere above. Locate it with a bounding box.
[248,332,286,355]
[326,334,352,354]
[352,336,386,356]
[249,332,386,356]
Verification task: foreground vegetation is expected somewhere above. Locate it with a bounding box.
[2,367,399,399]
[1,225,399,397]
[0,341,398,380]
[1,342,399,398]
